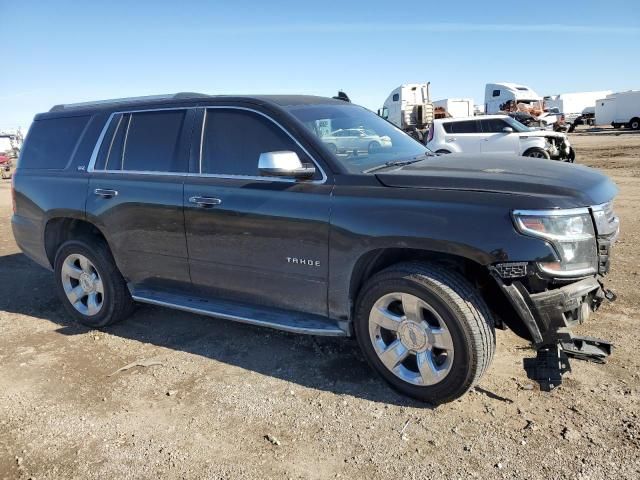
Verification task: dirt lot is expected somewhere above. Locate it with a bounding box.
[1,131,639,479]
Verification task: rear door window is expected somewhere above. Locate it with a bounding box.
[20,115,90,170]
[95,110,189,172]
[443,120,479,134]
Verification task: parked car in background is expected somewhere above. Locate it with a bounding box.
[538,108,569,132]
[321,128,392,154]
[426,115,575,161]
[0,154,12,179]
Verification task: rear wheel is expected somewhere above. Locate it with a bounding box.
[524,147,550,159]
[326,143,338,155]
[629,118,640,130]
[54,237,134,328]
[354,262,495,404]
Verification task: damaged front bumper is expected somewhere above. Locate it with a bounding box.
[495,274,613,346]
[493,272,616,388]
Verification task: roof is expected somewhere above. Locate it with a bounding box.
[48,92,345,113]
[435,114,508,122]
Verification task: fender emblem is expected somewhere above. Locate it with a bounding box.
[287,257,320,267]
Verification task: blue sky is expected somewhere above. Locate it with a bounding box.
[1,0,639,129]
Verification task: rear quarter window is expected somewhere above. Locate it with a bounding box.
[20,115,90,170]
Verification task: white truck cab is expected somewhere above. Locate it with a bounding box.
[485,83,542,115]
[378,83,434,141]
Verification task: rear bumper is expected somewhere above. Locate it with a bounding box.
[496,275,607,346]
[11,214,51,270]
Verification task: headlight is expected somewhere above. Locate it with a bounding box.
[513,208,597,276]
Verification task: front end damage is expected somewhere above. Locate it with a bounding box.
[491,202,619,389]
[544,135,574,162]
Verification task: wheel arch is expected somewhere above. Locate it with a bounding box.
[44,217,110,268]
[348,247,533,342]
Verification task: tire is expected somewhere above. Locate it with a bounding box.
[629,118,640,130]
[326,143,338,155]
[435,149,451,155]
[54,237,134,328]
[568,146,576,163]
[613,123,621,129]
[368,141,381,154]
[354,262,496,404]
[523,148,550,159]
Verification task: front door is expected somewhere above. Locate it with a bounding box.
[87,108,194,290]
[183,107,332,316]
[479,118,519,154]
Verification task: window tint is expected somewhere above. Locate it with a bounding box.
[442,120,479,134]
[480,119,509,133]
[492,89,500,97]
[392,93,399,101]
[120,110,187,172]
[20,115,90,169]
[201,109,304,176]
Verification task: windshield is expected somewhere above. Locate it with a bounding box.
[503,116,531,132]
[285,104,429,173]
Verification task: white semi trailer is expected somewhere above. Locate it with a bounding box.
[433,98,474,118]
[378,83,434,141]
[595,91,640,129]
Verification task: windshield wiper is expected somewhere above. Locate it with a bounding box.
[363,155,427,174]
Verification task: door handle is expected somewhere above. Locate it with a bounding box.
[446,137,456,142]
[189,196,222,208]
[94,188,118,198]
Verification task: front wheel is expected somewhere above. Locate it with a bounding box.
[523,147,551,159]
[54,237,134,328]
[368,141,381,154]
[354,262,495,404]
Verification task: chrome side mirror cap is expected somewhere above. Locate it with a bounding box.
[502,126,514,133]
[258,151,316,179]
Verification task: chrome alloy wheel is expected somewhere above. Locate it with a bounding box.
[368,292,454,386]
[60,254,104,316]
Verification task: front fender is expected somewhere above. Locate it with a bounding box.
[327,184,558,321]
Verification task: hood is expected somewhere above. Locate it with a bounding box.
[375,154,617,208]
[518,130,566,139]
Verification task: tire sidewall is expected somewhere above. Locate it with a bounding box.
[355,274,477,403]
[54,239,118,328]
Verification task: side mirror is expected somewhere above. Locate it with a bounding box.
[258,151,316,179]
[502,126,514,133]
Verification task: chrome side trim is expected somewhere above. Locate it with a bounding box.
[512,207,590,217]
[87,106,328,184]
[131,293,346,337]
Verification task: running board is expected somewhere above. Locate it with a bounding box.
[131,288,347,337]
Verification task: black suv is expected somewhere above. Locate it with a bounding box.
[11,93,620,403]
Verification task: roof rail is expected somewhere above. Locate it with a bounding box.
[49,92,210,112]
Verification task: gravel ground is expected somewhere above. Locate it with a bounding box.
[1,130,639,479]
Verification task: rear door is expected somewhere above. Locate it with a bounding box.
[443,120,483,153]
[183,106,332,316]
[479,118,519,154]
[87,108,194,290]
